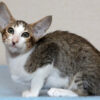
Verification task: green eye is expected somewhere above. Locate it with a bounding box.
[8,27,14,34]
[21,32,29,38]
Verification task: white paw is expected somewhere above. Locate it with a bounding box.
[22,90,38,97]
[48,88,62,97]
[48,88,78,97]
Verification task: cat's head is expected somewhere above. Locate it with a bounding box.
[0,2,52,53]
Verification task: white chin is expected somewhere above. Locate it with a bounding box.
[8,46,25,53]
[8,46,19,53]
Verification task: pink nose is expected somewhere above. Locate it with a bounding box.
[12,36,19,45]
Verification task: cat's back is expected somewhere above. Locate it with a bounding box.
[36,30,100,73]
[37,30,99,56]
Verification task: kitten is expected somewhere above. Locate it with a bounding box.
[0,2,100,97]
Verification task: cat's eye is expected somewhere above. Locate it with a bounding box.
[8,27,14,34]
[21,32,29,38]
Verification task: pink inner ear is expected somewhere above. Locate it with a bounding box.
[30,16,52,41]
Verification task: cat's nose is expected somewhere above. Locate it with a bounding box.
[12,41,16,45]
[12,36,19,45]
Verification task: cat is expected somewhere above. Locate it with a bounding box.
[0,2,100,97]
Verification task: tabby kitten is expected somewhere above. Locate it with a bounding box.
[0,2,100,97]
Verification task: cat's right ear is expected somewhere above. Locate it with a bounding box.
[0,2,15,32]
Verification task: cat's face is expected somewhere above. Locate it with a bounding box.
[0,2,52,53]
[2,20,35,53]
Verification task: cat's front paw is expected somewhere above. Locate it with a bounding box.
[48,88,78,97]
[22,90,38,97]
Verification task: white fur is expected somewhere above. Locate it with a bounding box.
[22,64,70,97]
[48,88,78,97]
[44,68,69,89]
[13,24,27,52]
[6,48,34,84]
[13,24,26,35]
[5,24,28,53]
[22,64,53,97]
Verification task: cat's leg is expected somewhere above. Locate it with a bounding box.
[48,88,78,97]
[23,43,59,97]
[70,71,100,96]
[68,72,89,96]
[22,64,52,97]
[47,72,88,97]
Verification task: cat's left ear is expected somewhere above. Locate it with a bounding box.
[30,16,52,41]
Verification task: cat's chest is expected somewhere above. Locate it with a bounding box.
[7,49,33,84]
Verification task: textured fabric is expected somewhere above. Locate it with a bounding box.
[0,66,100,100]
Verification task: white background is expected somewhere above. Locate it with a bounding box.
[0,0,100,65]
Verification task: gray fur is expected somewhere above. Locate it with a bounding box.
[25,30,100,96]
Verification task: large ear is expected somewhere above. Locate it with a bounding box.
[30,16,52,41]
[0,2,15,31]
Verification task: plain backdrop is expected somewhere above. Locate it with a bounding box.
[0,0,100,65]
